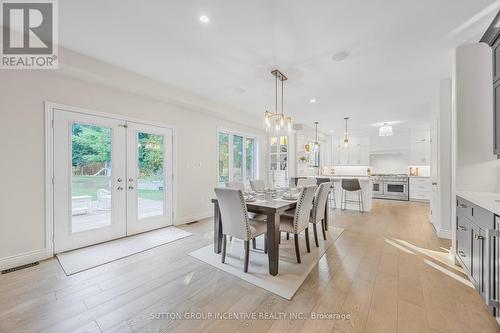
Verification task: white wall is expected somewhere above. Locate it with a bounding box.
[0,49,267,269]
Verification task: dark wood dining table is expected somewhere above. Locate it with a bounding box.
[211,194,330,276]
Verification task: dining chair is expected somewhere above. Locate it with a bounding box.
[225,181,246,192]
[214,187,268,273]
[279,185,317,264]
[310,182,331,246]
[249,179,266,192]
[297,178,317,188]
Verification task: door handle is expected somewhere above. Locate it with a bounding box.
[128,186,134,190]
[458,250,466,257]
[486,229,500,307]
[458,203,467,209]
[458,225,467,231]
[117,186,124,191]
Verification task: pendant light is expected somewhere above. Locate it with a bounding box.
[313,121,320,151]
[379,122,393,137]
[264,69,293,135]
[343,117,349,147]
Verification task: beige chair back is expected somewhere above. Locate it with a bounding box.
[214,187,251,241]
[312,182,331,223]
[293,185,317,232]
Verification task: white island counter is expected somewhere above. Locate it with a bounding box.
[295,176,373,212]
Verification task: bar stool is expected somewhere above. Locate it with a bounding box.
[341,178,364,212]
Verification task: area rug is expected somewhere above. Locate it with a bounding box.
[57,227,192,275]
[189,227,344,300]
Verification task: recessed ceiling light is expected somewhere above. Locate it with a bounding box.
[309,98,316,103]
[332,50,350,61]
[199,15,210,23]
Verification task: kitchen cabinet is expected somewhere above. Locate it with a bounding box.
[409,177,430,201]
[456,196,494,302]
[269,136,288,187]
[483,31,500,156]
[410,130,430,165]
[332,135,369,166]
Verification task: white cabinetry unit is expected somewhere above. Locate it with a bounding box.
[409,177,431,201]
[332,135,369,166]
[269,136,288,187]
[410,130,430,165]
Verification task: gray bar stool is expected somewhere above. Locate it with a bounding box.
[341,178,364,212]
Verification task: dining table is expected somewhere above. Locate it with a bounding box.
[211,190,330,276]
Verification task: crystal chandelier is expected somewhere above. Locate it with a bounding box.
[379,122,393,137]
[265,69,293,135]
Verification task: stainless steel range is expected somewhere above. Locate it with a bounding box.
[371,174,409,201]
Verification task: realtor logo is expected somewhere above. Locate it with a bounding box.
[1,0,58,69]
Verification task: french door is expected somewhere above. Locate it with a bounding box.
[53,109,173,253]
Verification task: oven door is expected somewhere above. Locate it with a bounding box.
[384,182,408,199]
[373,181,383,196]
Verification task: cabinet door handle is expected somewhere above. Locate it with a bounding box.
[486,229,500,307]
[474,234,484,240]
[458,203,467,209]
[458,250,466,257]
[458,226,467,231]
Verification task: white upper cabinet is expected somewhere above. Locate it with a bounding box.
[331,135,370,166]
[410,130,430,165]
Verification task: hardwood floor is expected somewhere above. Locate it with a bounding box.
[1,200,499,333]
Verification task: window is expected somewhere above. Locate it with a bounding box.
[217,129,258,185]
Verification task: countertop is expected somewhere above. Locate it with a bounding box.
[456,190,500,216]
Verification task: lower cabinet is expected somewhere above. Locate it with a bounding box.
[456,196,493,310]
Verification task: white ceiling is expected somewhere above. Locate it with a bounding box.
[59,0,499,133]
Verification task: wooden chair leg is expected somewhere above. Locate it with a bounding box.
[221,234,227,263]
[264,234,267,253]
[252,238,257,250]
[321,220,327,240]
[286,232,290,240]
[305,227,311,253]
[244,240,250,272]
[313,223,319,247]
[294,234,301,263]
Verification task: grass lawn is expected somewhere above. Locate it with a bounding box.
[72,175,164,201]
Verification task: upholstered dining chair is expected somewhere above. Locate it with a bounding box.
[296,178,317,188]
[225,181,246,192]
[214,187,268,273]
[310,182,332,246]
[249,179,266,192]
[279,185,317,264]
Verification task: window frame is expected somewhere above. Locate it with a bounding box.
[216,127,259,185]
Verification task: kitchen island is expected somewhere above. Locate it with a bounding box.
[292,176,373,212]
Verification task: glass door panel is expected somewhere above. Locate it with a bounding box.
[71,123,113,233]
[137,132,165,220]
[127,122,173,235]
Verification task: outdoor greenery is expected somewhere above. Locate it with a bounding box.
[71,124,165,202]
[72,124,164,178]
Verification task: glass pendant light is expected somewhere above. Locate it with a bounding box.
[264,69,293,135]
[343,117,349,147]
[313,121,320,151]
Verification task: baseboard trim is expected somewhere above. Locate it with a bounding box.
[175,211,213,225]
[0,248,52,271]
[437,228,452,240]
